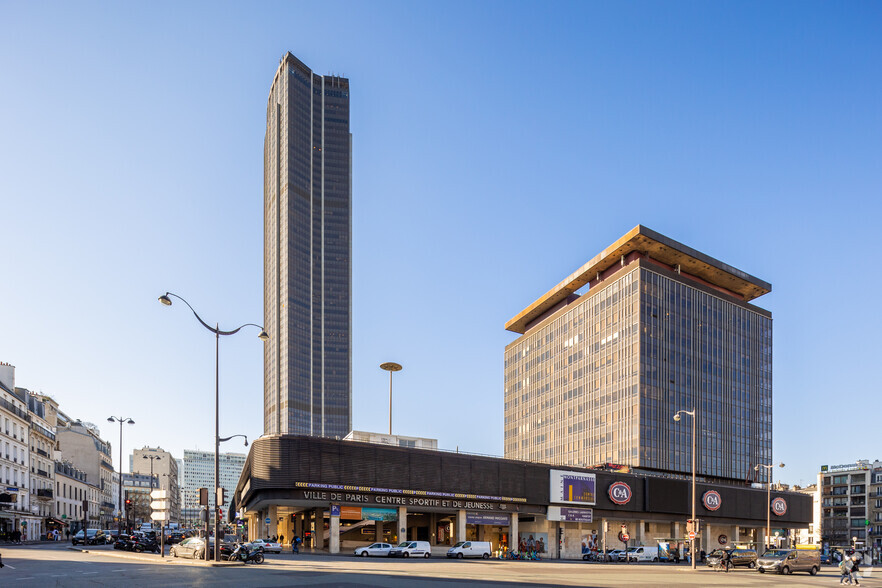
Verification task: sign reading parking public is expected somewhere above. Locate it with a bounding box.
[549,470,596,506]
[702,490,722,511]
[608,481,632,505]
[771,497,787,516]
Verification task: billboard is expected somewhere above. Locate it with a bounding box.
[549,469,596,505]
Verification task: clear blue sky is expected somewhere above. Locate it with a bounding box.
[1,1,879,487]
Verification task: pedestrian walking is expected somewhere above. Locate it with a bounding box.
[279,534,284,545]
[850,554,861,586]
[293,535,301,554]
[839,555,853,584]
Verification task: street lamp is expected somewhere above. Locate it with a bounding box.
[107,416,135,537]
[673,408,697,570]
[756,462,785,552]
[380,362,402,435]
[159,291,268,561]
[217,435,248,536]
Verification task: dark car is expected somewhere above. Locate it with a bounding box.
[72,529,105,546]
[165,532,185,545]
[706,548,758,569]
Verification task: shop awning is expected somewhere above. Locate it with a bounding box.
[46,517,66,526]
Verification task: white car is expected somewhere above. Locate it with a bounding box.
[250,539,282,554]
[354,542,393,557]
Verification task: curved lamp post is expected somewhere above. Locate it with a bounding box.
[673,408,697,569]
[380,362,402,435]
[755,462,785,552]
[159,291,268,561]
[107,416,134,537]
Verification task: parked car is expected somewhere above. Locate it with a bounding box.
[389,540,432,558]
[354,542,393,557]
[606,549,625,562]
[250,539,282,554]
[72,529,105,546]
[102,530,118,544]
[757,548,820,575]
[447,541,492,559]
[625,546,660,562]
[165,532,185,545]
[706,548,757,569]
[820,553,831,565]
[170,536,213,559]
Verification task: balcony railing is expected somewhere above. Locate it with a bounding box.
[36,488,53,498]
[35,448,49,457]
[36,469,49,478]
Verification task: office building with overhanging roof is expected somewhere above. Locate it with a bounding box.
[504,226,772,484]
[263,52,352,439]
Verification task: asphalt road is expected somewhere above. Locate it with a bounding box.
[0,543,877,587]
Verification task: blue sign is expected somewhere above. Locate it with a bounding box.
[466,513,511,525]
[330,504,341,517]
[265,517,271,524]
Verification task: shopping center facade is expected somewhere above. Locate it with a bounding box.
[231,435,810,558]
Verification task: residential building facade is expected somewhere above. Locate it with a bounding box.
[26,391,59,538]
[122,472,158,529]
[503,226,773,483]
[0,363,38,538]
[263,51,352,439]
[55,461,90,533]
[820,460,881,563]
[131,446,180,524]
[56,415,114,529]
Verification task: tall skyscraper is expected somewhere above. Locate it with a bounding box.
[504,226,772,483]
[264,52,352,438]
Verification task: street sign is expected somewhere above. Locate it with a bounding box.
[622,533,630,542]
[688,531,696,540]
[265,517,271,524]
[150,511,169,521]
[150,489,168,500]
[150,500,170,511]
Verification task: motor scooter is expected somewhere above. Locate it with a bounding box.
[229,542,264,564]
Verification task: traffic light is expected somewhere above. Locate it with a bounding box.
[125,499,132,506]
[216,487,225,507]
[199,487,208,506]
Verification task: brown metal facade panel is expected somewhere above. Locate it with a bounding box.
[234,436,810,526]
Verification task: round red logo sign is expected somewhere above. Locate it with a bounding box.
[608,482,632,505]
[771,497,787,516]
[702,490,722,511]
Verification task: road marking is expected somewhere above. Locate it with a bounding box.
[112,569,126,572]
[3,564,15,569]
[83,571,99,574]
[19,577,34,580]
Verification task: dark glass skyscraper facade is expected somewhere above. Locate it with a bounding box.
[264,52,351,438]
[504,226,772,483]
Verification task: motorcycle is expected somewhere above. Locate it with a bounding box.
[228,542,265,564]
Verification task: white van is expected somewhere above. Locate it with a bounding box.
[447,541,492,559]
[389,540,432,558]
[626,546,660,562]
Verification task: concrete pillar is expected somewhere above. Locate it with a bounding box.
[673,521,680,542]
[550,521,560,559]
[295,512,303,540]
[456,509,466,544]
[316,509,325,550]
[734,526,740,544]
[510,513,518,553]
[397,507,407,543]
[429,513,436,546]
[269,505,279,539]
[375,521,384,543]
[329,512,340,554]
[638,519,645,545]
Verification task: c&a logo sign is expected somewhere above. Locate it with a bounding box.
[771,497,787,516]
[608,482,632,505]
[702,490,722,511]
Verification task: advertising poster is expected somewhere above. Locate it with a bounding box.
[518,532,548,554]
[549,469,596,505]
[361,508,398,521]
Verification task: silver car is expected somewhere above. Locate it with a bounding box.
[756,548,820,575]
[354,542,393,557]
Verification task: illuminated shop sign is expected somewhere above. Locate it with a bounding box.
[547,506,593,523]
[771,497,787,516]
[549,470,596,506]
[608,482,632,505]
[466,513,511,525]
[702,490,722,511]
[295,481,526,503]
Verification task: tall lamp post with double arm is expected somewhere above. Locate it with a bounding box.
[158,292,268,561]
[673,408,697,570]
[107,416,134,537]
